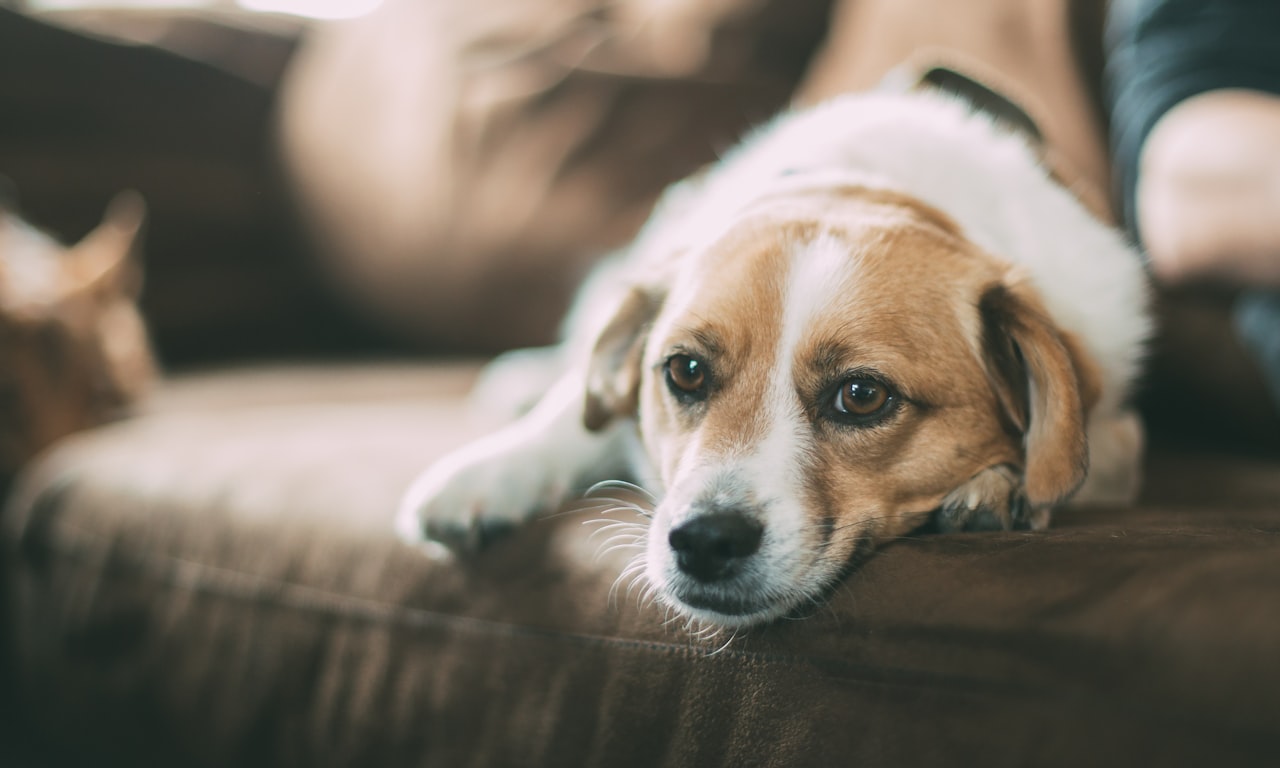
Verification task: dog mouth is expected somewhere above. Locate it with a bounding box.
[656,529,880,628]
[673,586,775,618]
[662,574,806,627]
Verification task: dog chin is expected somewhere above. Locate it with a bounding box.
[662,583,798,629]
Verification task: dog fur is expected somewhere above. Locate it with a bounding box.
[397,88,1150,629]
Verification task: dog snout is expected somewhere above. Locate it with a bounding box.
[668,513,763,583]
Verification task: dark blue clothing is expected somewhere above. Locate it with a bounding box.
[1106,0,1280,412]
[1106,0,1280,240]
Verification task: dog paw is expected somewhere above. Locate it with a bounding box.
[396,437,571,553]
[936,465,1044,532]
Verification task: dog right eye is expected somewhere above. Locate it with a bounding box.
[665,354,708,402]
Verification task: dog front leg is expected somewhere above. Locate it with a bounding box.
[396,370,634,551]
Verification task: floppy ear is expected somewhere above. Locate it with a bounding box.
[67,191,146,300]
[583,286,662,431]
[979,277,1099,507]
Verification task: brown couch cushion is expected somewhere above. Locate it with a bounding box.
[4,364,1280,767]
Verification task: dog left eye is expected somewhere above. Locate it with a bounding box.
[831,377,893,421]
[665,354,708,401]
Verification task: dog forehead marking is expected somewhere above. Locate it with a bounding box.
[777,234,860,363]
[733,234,858,528]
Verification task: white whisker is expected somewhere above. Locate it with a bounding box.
[586,479,657,502]
[607,552,650,608]
[598,540,645,559]
[704,628,740,655]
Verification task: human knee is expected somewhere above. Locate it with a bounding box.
[1135,90,1280,285]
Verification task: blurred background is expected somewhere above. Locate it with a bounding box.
[2,0,390,366]
[0,0,823,367]
[1,0,1276,432]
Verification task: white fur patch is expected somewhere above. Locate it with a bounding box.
[734,235,858,586]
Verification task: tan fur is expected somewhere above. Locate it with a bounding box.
[616,186,1098,555]
[640,220,789,480]
[978,278,1090,506]
[584,287,661,431]
[0,193,154,475]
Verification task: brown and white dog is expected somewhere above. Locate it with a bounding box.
[397,85,1150,629]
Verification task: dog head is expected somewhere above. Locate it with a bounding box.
[584,184,1100,627]
[0,193,153,475]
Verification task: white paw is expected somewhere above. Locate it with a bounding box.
[396,435,572,552]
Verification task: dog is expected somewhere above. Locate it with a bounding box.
[0,193,153,475]
[396,83,1150,629]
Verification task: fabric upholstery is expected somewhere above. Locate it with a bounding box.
[4,364,1279,767]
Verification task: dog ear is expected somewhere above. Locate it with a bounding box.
[583,286,662,431]
[979,276,1100,507]
[67,191,146,300]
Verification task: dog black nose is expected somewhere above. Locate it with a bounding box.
[668,513,763,583]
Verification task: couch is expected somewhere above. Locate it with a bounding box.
[3,3,1280,767]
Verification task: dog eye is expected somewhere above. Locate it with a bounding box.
[665,354,707,400]
[831,377,892,420]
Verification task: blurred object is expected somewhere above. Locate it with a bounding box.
[1142,287,1280,454]
[278,0,833,352]
[796,0,1112,222]
[24,2,384,86]
[1236,291,1280,411]
[277,0,1115,353]
[238,0,381,20]
[28,5,303,89]
[0,192,155,477]
[0,8,386,365]
[23,0,380,22]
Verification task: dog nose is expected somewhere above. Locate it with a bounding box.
[668,513,763,583]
